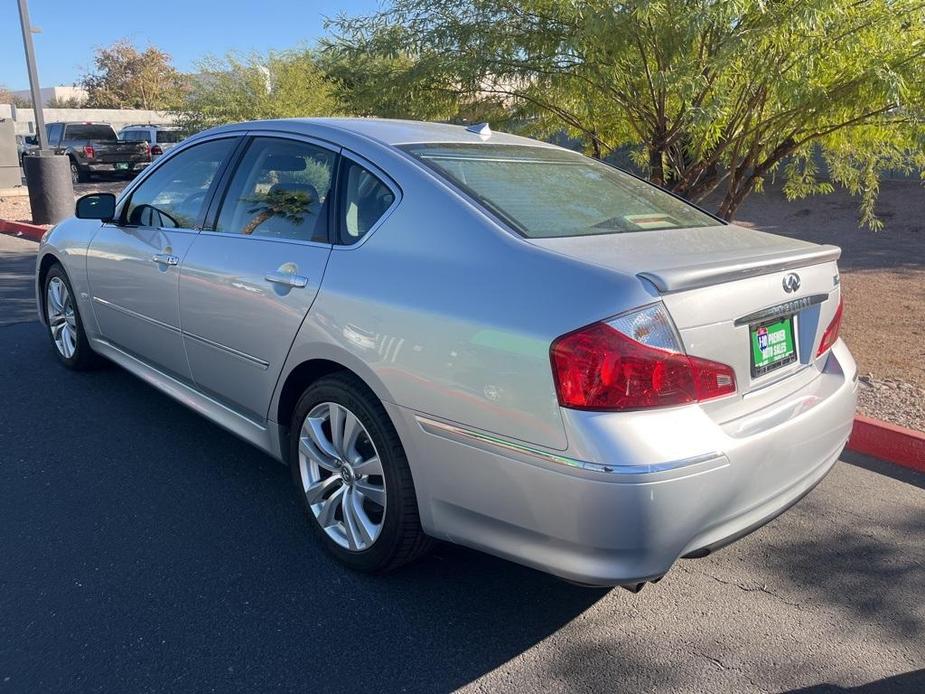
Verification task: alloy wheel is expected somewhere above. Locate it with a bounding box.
[298,402,387,551]
[46,276,78,359]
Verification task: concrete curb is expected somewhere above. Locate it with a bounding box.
[847,415,925,474]
[0,218,46,242]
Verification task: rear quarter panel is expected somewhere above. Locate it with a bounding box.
[278,146,655,451]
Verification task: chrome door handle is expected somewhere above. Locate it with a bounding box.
[152,253,179,266]
[264,271,309,288]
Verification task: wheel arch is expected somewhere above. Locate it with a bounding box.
[36,252,63,323]
[273,352,397,463]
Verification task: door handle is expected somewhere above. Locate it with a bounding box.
[264,271,309,288]
[152,253,179,266]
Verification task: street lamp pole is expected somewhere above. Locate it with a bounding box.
[16,0,73,224]
[17,0,47,149]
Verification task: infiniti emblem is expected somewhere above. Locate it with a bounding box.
[782,272,801,293]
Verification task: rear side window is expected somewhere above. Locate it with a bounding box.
[157,130,183,144]
[124,138,235,229]
[214,137,337,242]
[65,124,117,141]
[336,161,395,245]
[401,143,717,237]
[121,130,151,142]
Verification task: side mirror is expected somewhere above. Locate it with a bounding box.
[75,193,116,222]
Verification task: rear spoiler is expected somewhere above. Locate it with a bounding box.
[637,244,842,293]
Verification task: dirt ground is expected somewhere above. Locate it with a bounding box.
[731,180,925,390]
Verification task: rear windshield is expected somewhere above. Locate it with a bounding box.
[401,143,718,237]
[66,124,117,141]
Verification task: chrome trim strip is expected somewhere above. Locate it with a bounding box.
[734,294,828,326]
[183,331,270,370]
[416,415,727,476]
[92,296,180,333]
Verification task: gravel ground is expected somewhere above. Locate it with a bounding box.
[857,375,925,432]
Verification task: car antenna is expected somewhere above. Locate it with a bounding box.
[465,122,492,139]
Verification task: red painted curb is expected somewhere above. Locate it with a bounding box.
[848,414,925,473]
[0,218,46,242]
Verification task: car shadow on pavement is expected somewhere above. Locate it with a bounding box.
[0,322,607,693]
[753,485,924,642]
[842,450,925,490]
[787,668,925,693]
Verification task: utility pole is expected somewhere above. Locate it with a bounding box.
[16,0,74,224]
[17,0,46,149]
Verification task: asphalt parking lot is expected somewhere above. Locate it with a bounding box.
[1,232,923,693]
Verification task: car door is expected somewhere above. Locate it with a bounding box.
[178,135,337,421]
[86,136,240,380]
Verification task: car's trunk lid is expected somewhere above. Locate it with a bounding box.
[529,224,843,411]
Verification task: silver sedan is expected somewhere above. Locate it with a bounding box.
[35,118,857,588]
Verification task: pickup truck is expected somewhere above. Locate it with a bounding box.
[45,122,151,183]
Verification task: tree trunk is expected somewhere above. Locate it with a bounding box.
[648,145,665,186]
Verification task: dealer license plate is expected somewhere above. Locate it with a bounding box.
[750,316,797,377]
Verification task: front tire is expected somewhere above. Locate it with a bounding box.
[44,264,101,370]
[290,373,432,573]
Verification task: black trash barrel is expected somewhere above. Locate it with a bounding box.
[23,152,74,225]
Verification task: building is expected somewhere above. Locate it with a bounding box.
[11,85,88,107]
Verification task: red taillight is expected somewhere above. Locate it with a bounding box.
[816,298,844,357]
[151,144,163,156]
[143,142,152,161]
[550,321,736,411]
[83,145,95,159]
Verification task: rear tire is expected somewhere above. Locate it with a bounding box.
[69,160,88,184]
[289,373,432,573]
[43,263,103,370]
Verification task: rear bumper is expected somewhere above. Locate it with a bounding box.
[391,339,857,586]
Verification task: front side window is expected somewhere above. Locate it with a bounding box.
[124,138,235,229]
[401,143,718,237]
[214,137,337,242]
[337,160,395,245]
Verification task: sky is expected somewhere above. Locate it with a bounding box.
[1,0,381,90]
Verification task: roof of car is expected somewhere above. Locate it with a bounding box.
[204,117,561,150]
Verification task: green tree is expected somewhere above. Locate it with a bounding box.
[326,0,925,227]
[178,50,338,132]
[80,39,186,110]
[46,95,86,108]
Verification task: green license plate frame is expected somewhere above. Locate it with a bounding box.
[114,162,130,170]
[749,315,797,377]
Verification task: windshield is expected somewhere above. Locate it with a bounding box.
[401,143,718,237]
